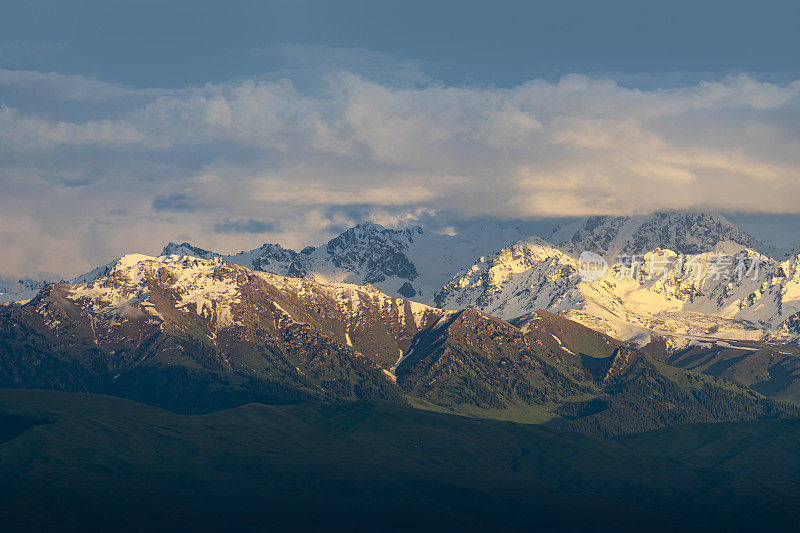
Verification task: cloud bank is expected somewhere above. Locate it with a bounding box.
[2,67,800,278]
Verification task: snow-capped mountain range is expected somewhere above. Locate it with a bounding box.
[435,237,800,346]
[6,210,800,351]
[162,221,528,304]
[546,211,767,259]
[58,253,446,364]
[158,210,799,348]
[0,277,50,305]
[428,213,800,346]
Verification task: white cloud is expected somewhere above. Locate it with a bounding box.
[251,179,438,206]
[0,68,169,104]
[0,105,150,151]
[2,68,800,278]
[366,207,438,228]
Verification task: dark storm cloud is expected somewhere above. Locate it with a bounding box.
[152,193,202,213]
[214,218,280,234]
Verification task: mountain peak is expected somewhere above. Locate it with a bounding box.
[331,222,426,242]
[161,242,217,259]
[354,220,385,230]
[548,209,756,259]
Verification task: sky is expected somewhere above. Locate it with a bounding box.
[3,0,800,279]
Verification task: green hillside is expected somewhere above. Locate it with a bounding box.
[1,389,799,532]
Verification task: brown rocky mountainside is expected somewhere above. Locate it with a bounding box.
[0,254,795,433]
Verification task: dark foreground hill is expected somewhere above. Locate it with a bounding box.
[1,389,799,532]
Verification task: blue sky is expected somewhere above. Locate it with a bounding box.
[4,0,800,88]
[2,0,800,278]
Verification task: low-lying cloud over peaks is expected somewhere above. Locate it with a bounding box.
[2,68,800,277]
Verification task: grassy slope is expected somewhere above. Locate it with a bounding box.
[1,389,799,532]
[400,313,797,434]
[644,337,800,405]
[618,416,800,480]
[556,352,798,436]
